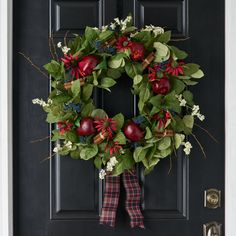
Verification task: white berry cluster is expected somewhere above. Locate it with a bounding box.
[176,94,187,107]
[32,98,52,108]
[141,25,164,37]
[99,156,118,179]
[53,140,73,153]
[57,42,71,54]
[191,105,205,121]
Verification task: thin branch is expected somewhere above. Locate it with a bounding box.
[50,32,59,61]
[19,52,49,78]
[168,156,172,175]
[191,133,207,158]
[170,37,190,42]
[30,135,51,144]
[48,37,56,60]
[64,30,70,47]
[194,123,219,143]
[40,153,56,163]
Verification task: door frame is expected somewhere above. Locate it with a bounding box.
[0,0,235,235]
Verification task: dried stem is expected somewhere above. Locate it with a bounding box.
[64,30,70,47]
[191,133,207,158]
[30,135,51,143]
[48,37,56,60]
[170,37,190,42]
[40,152,56,163]
[50,32,59,61]
[19,52,48,78]
[194,123,219,143]
[168,156,173,175]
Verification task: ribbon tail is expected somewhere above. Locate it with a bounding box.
[123,169,145,229]
[100,174,120,227]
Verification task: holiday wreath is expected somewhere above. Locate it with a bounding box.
[31,16,206,228]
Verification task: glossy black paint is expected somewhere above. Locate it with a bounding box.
[13,0,225,235]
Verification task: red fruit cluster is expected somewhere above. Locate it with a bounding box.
[152,76,170,95]
[116,36,145,61]
[76,117,95,136]
[124,121,144,142]
[62,54,98,79]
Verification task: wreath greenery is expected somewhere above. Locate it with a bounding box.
[32,16,205,178]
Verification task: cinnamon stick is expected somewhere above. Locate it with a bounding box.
[64,79,85,90]
[142,52,155,70]
[156,129,174,138]
[93,131,109,144]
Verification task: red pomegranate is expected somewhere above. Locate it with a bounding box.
[124,121,144,142]
[78,55,98,77]
[152,77,170,95]
[130,42,145,61]
[76,117,95,136]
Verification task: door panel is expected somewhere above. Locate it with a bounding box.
[14,0,225,235]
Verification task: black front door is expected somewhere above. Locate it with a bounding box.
[13,0,225,235]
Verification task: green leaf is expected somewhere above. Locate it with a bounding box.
[94,58,107,70]
[46,112,60,123]
[153,42,170,62]
[149,94,163,107]
[108,58,124,69]
[107,68,121,79]
[112,153,134,176]
[183,80,199,86]
[113,131,126,145]
[125,62,142,78]
[99,30,114,41]
[157,137,171,150]
[52,94,71,104]
[80,144,98,160]
[191,69,204,79]
[134,74,143,85]
[183,63,200,76]
[164,91,181,113]
[169,77,186,94]
[170,46,188,59]
[145,127,152,139]
[139,82,150,103]
[71,79,81,97]
[91,109,107,118]
[94,156,102,169]
[44,60,65,80]
[183,90,194,105]
[65,131,79,143]
[82,84,93,101]
[112,113,124,130]
[174,134,182,149]
[183,115,194,129]
[134,147,149,162]
[157,30,171,43]
[70,149,81,159]
[160,148,172,157]
[100,77,116,88]
[81,102,95,117]
[85,27,98,41]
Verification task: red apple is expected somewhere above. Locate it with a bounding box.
[130,42,145,61]
[124,121,144,142]
[152,77,170,95]
[78,55,98,77]
[76,117,95,136]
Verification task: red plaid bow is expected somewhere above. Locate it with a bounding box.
[100,169,145,228]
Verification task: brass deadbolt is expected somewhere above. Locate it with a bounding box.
[204,189,221,209]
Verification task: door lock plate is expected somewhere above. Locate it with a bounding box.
[204,189,221,209]
[203,221,222,236]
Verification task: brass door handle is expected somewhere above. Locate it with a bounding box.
[203,222,222,236]
[204,189,221,209]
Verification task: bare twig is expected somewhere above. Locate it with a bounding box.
[168,156,172,175]
[50,32,59,61]
[40,152,56,163]
[191,133,207,158]
[48,37,56,60]
[194,123,219,143]
[64,30,70,47]
[170,37,190,42]
[19,52,48,78]
[30,135,51,144]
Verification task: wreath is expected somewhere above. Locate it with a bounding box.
[32,16,205,178]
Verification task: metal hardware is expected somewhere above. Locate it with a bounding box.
[204,189,221,209]
[203,221,222,236]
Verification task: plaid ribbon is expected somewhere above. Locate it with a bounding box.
[100,169,144,228]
